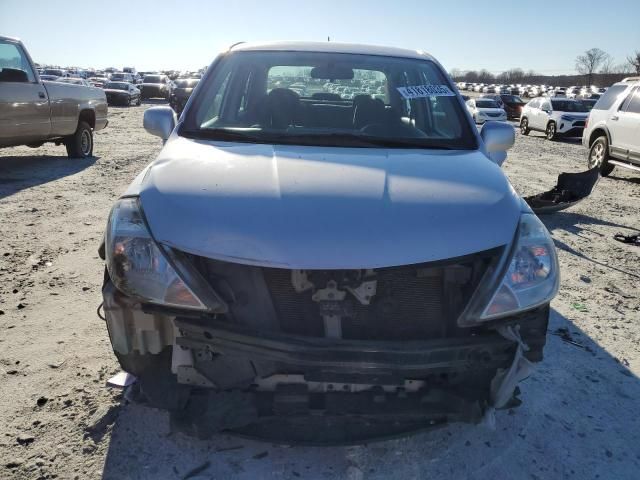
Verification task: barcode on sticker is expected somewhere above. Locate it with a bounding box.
[397,85,456,99]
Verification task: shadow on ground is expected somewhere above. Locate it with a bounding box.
[0,154,98,200]
[540,212,640,279]
[99,309,640,479]
[607,174,640,185]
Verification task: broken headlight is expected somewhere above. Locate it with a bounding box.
[481,213,559,320]
[105,197,207,310]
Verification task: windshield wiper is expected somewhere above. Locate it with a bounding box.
[181,128,457,150]
[181,128,265,143]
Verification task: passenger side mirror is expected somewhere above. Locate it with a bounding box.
[143,106,176,141]
[480,121,515,167]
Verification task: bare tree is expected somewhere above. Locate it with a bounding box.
[627,51,640,75]
[575,48,611,86]
[599,56,615,74]
[449,68,462,80]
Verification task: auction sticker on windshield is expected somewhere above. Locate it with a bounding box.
[397,85,456,99]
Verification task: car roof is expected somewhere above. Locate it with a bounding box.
[0,34,21,43]
[618,77,640,85]
[229,41,435,61]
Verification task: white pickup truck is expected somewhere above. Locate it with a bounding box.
[0,35,108,158]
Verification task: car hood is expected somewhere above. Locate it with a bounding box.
[477,108,505,115]
[104,89,128,94]
[555,112,589,120]
[142,83,165,88]
[137,137,521,269]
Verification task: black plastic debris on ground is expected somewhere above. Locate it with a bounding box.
[525,167,600,214]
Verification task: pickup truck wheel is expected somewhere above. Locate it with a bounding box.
[588,136,615,177]
[65,121,93,158]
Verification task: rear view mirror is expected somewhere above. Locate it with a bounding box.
[143,106,176,141]
[481,121,515,167]
[310,65,354,80]
[0,68,29,83]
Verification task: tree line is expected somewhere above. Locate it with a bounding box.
[451,48,640,87]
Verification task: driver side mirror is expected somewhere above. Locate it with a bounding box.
[0,68,29,83]
[481,121,515,167]
[143,106,176,142]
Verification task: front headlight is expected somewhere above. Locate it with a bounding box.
[459,213,559,325]
[105,197,208,310]
[481,214,559,320]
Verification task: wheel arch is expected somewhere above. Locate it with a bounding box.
[78,109,96,129]
[588,127,610,147]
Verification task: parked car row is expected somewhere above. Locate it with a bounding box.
[457,82,607,99]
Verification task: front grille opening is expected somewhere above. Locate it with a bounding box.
[186,248,503,341]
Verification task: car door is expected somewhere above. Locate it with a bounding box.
[538,99,552,130]
[526,98,541,129]
[611,87,640,162]
[0,38,51,147]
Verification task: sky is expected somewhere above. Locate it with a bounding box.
[2,0,639,75]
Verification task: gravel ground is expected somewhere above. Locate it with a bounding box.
[0,103,639,480]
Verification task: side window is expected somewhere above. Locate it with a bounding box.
[196,67,232,128]
[0,40,36,82]
[625,88,640,114]
[619,87,638,112]
[593,84,628,111]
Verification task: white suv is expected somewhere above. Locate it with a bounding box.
[520,97,589,140]
[583,77,640,176]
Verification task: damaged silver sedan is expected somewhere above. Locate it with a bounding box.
[100,42,559,444]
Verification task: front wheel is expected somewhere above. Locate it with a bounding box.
[136,95,141,106]
[65,121,93,158]
[546,122,556,140]
[520,117,530,135]
[588,136,615,176]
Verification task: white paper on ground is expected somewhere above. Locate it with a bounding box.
[107,371,137,388]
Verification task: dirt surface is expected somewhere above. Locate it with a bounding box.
[1,103,639,479]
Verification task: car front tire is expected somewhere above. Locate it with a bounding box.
[546,122,556,140]
[520,117,530,135]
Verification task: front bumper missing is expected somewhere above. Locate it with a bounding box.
[174,317,516,376]
[102,281,548,443]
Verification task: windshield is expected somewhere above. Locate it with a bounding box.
[550,100,588,112]
[175,79,199,88]
[182,51,475,150]
[144,75,162,83]
[501,95,523,104]
[579,100,597,111]
[106,82,129,90]
[476,99,499,108]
